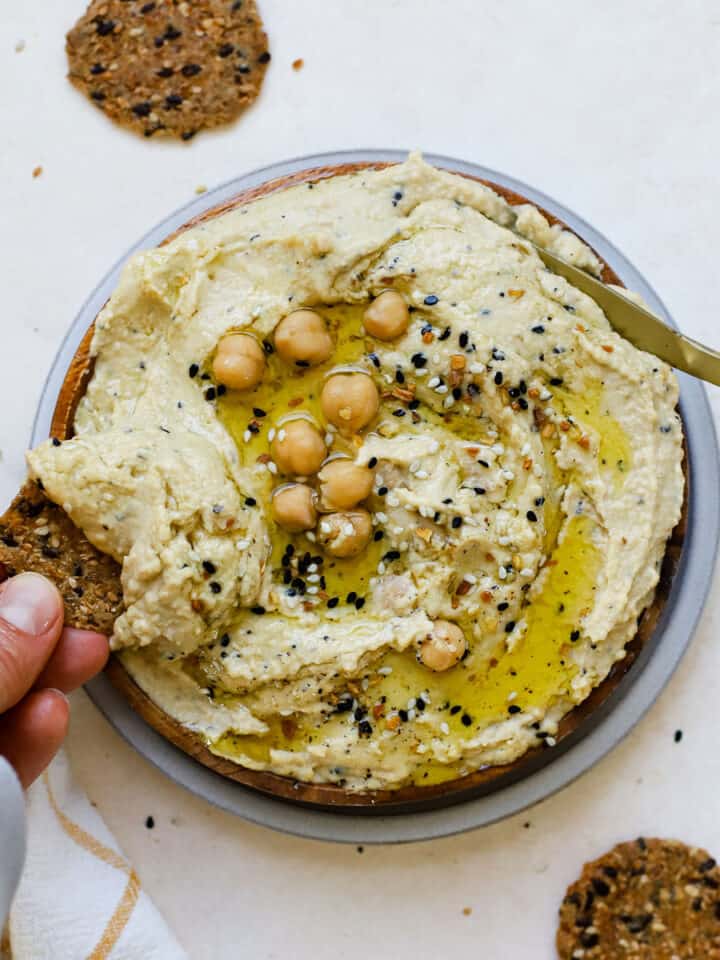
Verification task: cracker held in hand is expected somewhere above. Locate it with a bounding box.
[66,0,270,140]
[0,480,122,634]
[557,837,720,959]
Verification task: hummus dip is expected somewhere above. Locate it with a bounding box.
[29,155,684,790]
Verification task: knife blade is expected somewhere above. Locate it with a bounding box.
[533,245,720,387]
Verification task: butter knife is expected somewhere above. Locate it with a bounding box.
[534,245,720,387]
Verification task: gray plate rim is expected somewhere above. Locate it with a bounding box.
[33,149,720,844]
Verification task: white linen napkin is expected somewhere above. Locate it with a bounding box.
[4,751,187,960]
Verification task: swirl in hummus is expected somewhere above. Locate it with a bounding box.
[28,155,684,790]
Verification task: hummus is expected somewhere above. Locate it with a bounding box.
[28,155,684,790]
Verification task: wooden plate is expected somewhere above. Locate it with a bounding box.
[50,162,688,812]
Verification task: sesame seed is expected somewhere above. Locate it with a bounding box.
[424,295,439,306]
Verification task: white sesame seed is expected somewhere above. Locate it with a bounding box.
[375,511,388,524]
[237,539,250,550]
[502,469,515,481]
[277,428,286,441]
[307,574,320,583]
[307,586,319,595]
[399,541,409,552]
[377,562,387,575]
[306,531,316,542]
[540,389,552,401]
[325,433,334,446]
[392,525,404,535]
[386,494,400,507]
[440,722,450,735]
[343,523,354,536]
[408,709,416,721]
[521,567,533,577]
[498,535,511,546]
[443,395,455,408]
[320,521,331,534]
[268,428,276,442]
[268,461,278,475]
[464,573,477,584]
[378,666,393,675]
[409,460,420,474]
[546,736,557,747]
[508,691,517,701]
[407,698,417,710]
[521,442,531,456]
[243,430,251,443]
[415,469,429,480]
[428,376,441,388]
[416,742,427,753]
[415,368,428,377]
[428,440,440,453]
[435,384,449,394]
[469,362,484,374]
[492,443,505,455]
[498,566,508,580]
[307,563,318,573]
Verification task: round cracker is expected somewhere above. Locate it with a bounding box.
[557,838,720,959]
[66,0,270,140]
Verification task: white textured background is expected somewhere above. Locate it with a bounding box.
[2,1,720,956]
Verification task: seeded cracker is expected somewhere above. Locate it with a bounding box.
[66,0,270,141]
[0,480,122,634]
[557,838,720,959]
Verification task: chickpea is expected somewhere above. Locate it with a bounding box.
[272,484,317,533]
[363,290,410,340]
[418,620,467,672]
[271,419,326,476]
[274,310,333,367]
[212,334,265,391]
[321,373,379,435]
[318,458,375,511]
[317,509,372,558]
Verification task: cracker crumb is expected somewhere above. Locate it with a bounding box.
[32,166,43,179]
[292,57,304,71]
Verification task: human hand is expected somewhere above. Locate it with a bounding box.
[0,573,109,787]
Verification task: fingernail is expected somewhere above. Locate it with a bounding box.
[46,688,70,705]
[0,573,60,634]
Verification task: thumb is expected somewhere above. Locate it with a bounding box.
[0,574,64,713]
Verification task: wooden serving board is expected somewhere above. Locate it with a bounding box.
[42,163,689,811]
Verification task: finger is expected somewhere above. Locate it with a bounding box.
[0,689,69,788]
[34,627,109,693]
[0,574,64,713]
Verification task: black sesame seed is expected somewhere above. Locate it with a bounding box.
[209,581,222,594]
[90,63,106,75]
[157,66,174,78]
[248,422,260,434]
[145,815,155,829]
[346,592,357,604]
[252,407,267,418]
[91,90,106,101]
[383,550,401,562]
[526,510,538,522]
[336,697,353,713]
[355,597,365,610]
[398,709,409,722]
[451,516,463,529]
[165,93,183,109]
[411,353,427,369]
[258,51,271,63]
[373,530,384,541]
[181,63,202,77]
[494,371,503,385]
[188,363,199,378]
[244,497,257,507]
[459,331,469,348]
[377,486,388,496]
[579,932,599,949]
[508,704,521,714]
[424,295,439,306]
[216,384,227,396]
[450,705,461,715]
[409,399,421,410]
[591,878,610,897]
[700,857,717,872]
[368,457,378,468]
[508,387,520,399]
[164,24,182,40]
[95,19,116,36]
[251,605,266,615]
[504,621,516,633]
[674,729,683,743]
[220,634,230,647]
[474,486,486,495]
[202,560,216,574]
[218,42,235,57]
[51,437,61,447]
[438,327,451,341]
[395,368,405,384]
[141,1,156,11]
[518,397,528,409]
[461,713,473,727]
[452,387,462,401]
[492,348,505,361]
[535,496,545,506]
[531,324,545,334]
[550,377,564,386]
[204,387,216,401]
[368,352,380,368]
[327,597,339,608]
[392,409,406,417]
[570,630,580,641]
[131,101,152,117]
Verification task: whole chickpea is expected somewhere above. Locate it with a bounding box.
[418,620,467,672]
[320,373,379,435]
[272,484,317,533]
[212,334,265,391]
[274,310,333,366]
[318,458,375,511]
[317,509,372,558]
[363,291,410,340]
[271,419,326,476]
